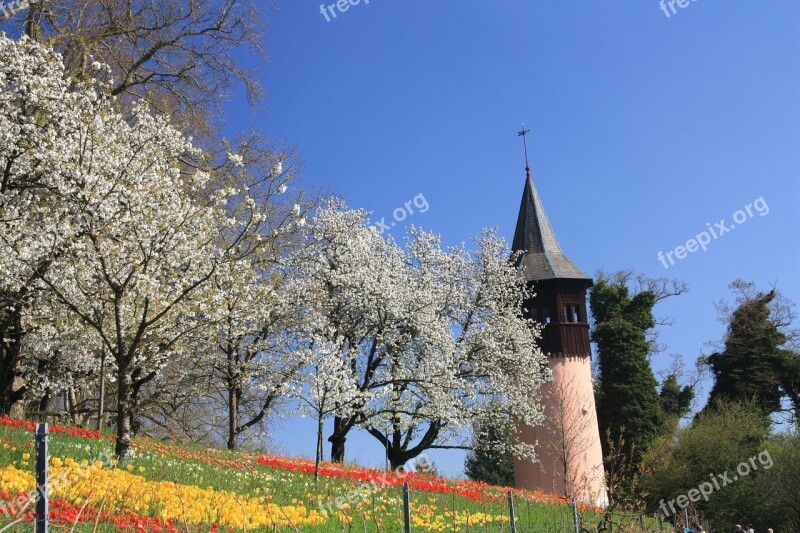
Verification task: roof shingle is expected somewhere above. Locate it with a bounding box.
[512,176,590,282]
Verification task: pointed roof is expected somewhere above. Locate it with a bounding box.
[512,176,590,282]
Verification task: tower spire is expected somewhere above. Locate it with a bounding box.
[517,124,531,179]
[508,138,606,507]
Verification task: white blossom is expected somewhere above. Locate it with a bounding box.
[284,202,550,464]
[227,151,245,168]
[0,36,231,457]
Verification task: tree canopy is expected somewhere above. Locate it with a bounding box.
[702,280,799,424]
[590,273,670,465]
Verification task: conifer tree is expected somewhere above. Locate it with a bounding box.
[464,416,515,487]
[590,273,677,464]
[659,373,694,425]
[703,280,799,423]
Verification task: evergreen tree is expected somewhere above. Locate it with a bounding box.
[786,356,800,425]
[659,373,694,426]
[414,456,440,477]
[590,274,666,465]
[702,281,799,422]
[464,416,515,487]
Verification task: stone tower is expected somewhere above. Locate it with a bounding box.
[510,171,607,506]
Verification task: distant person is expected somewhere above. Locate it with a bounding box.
[747,525,754,533]
[767,529,774,533]
[734,526,743,533]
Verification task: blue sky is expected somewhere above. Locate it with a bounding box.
[221,0,800,477]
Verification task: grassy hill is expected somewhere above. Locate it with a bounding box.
[0,416,655,532]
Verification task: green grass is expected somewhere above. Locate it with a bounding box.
[0,423,662,532]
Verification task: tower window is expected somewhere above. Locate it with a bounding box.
[561,304,582,322]
[542,306,551,324]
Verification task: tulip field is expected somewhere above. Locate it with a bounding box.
[0,416,657,532]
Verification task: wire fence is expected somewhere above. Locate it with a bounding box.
[318,480,668,533]
[15,423,679,533]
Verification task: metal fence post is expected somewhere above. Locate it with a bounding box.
[507,490,516,533]
[35,423,48,533]
[402,482,411,533]
[571,498,580,533]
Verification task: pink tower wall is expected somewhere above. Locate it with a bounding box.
[513,354,608,506]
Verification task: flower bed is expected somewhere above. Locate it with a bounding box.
[0,417,600,531]
[0,460,324,530]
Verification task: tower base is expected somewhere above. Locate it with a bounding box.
[513,354,608,507]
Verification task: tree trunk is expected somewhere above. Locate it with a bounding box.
[38,388,53,413]
[329,416,347,462]
[367,420,444,471]
[387,444,424,470]
[315,415,324,481]
[387,425,403,470]
[388,428,407,470]
[97,353,106,431]
[67,386,78,424]
[129,382,142,437]
[0,305,26,416]
[227,383,239,451]
[115,365,132,459]
[389,452,405,470]
[226,344,240,451]
[7,376,26,419]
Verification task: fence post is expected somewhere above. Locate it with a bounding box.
[35,423,48,533]
[571,498,580,533]
[507,491,516,533]
[402,482,411,533]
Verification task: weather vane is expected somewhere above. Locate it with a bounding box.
[517,123,531,178]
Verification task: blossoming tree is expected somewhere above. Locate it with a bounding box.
[0,36,240,457]
[0,36,111,415]
[286,203,550,467]
[189,135,311,451]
